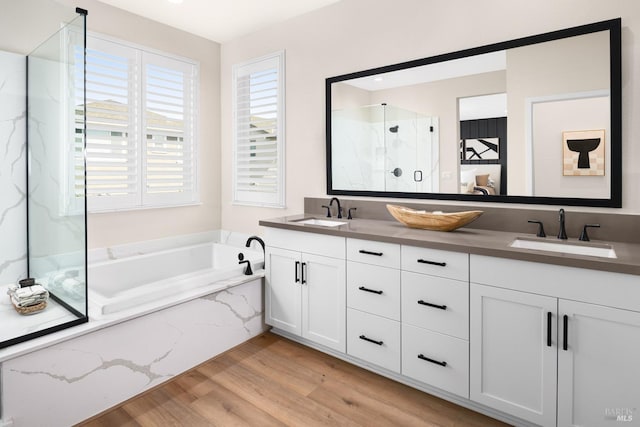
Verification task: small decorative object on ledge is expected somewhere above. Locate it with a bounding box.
[7,279,49,315]
[386,204,483,231]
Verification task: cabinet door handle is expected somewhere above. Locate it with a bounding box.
[359,335,383,346]
[295,261,300,283]
[301,262,307,284]
[359,286,383,295]
[417,259,447,267]
[359,250,383,256]
[547,312,552,347]
[563,314,568,351]
[418,354,447,367]
[418,300,447,310]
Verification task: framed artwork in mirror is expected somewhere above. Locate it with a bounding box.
[461,138,500,161]
[563,129,606,176]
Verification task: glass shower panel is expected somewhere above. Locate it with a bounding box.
[384,105,417,192]
[331,105,385,191]
[416,115,439,193]
[331,103,439,194]
[25,13,87,331]
[384,105,439,193]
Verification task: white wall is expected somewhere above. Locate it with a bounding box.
[0,0,222,249]
[221,0,640,235]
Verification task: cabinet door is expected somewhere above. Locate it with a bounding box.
[265,247,302,335]
[470,284,557,427]
[558,300,640,427]
[301,253,346,352]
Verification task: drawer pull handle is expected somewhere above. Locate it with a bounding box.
[359,250,383,256]
[295,261,300,283]
[417,259,446,267]
[418,354,447,367]
[359,335,383,346]
[418,300,447,310]
[359,286,383,295]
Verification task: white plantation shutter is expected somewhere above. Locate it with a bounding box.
[82,38,138,211]
[143,52,196,205]
[74,34,198,212]
[232,51,285,207]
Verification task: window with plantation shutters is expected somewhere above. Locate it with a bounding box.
[232,51,285,207]
[143,53,196,206]
[81,37,138,211]
[71,34,198,213]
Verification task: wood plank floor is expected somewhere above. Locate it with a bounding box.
[77,332,510,427]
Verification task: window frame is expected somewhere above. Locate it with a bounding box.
[231,50,286,208]
[67,31,200,214]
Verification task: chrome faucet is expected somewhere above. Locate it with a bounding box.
[245,236,265,256]
[557,208,568,240]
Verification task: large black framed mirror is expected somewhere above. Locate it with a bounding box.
[326,18,621,207]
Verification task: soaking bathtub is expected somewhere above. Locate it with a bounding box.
[88,242,263,315]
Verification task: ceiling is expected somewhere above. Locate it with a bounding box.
[95,0,341,43]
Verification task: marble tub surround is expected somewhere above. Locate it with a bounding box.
[2,279,265,427]
[0,231,266,427]
[0,230,265,361]
[259,199,640,275]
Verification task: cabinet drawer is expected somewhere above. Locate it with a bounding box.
[347,262,400,320]
[401,245,468,281]
[402,271,469,339]
[347,308,400,373]
[402,324,469,398]
[265,227,345,259]
[347,238,400,269]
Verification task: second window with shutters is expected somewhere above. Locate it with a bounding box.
[232,51,285,208]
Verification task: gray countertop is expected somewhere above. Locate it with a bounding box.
[259,214,640,276]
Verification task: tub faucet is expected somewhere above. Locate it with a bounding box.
[238,253,253,275]
[557,208,568,240]
[329,197,343,218]
[245,236,265,256]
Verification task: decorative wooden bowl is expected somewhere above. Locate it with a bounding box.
[386,204,483,232]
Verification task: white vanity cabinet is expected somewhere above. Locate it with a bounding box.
[264,228,346,352]
[263,222,640,427]
[470,255,640,427]
[345,238,402,372]
[401,245,470,398]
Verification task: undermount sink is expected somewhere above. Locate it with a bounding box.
[509,237,617,259]
[292,218,348,227]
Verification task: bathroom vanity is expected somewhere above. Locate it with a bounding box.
[260,204,640,427]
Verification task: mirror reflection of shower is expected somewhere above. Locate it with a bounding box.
[331,103,439,193]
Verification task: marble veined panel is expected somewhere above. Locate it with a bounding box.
[1,279,266,426]
[0,51,27,286]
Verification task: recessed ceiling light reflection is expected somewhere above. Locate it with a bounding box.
[373,77,383,82]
